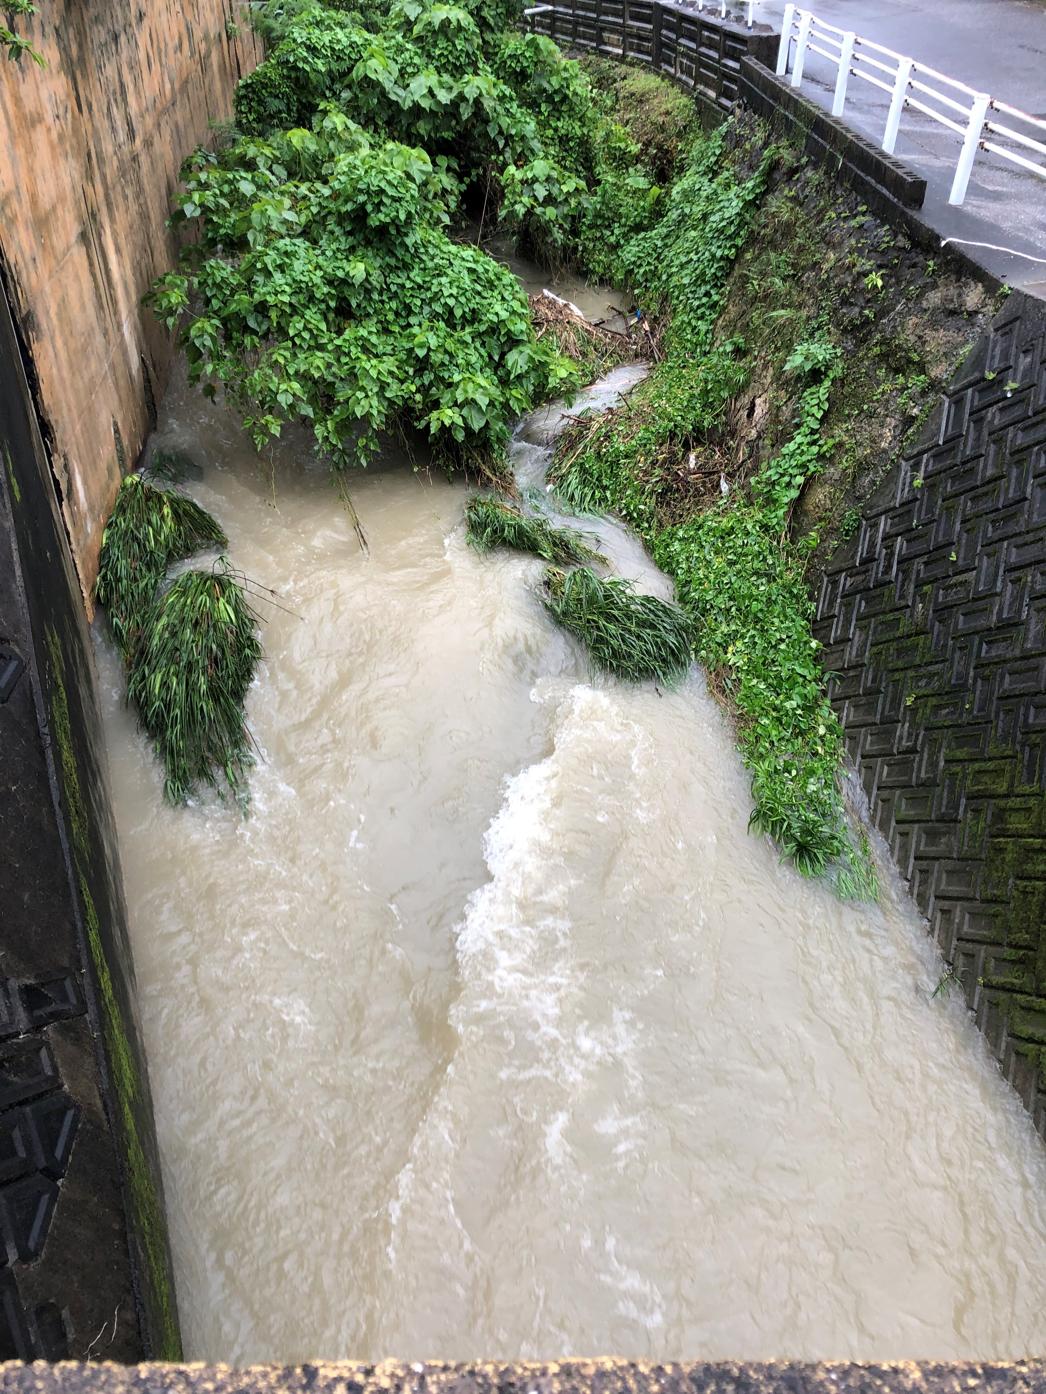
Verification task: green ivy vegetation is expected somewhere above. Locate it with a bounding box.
[552,128,875,894]
[149,0,669,473]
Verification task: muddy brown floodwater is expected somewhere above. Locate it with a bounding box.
[96,278,1046,1364]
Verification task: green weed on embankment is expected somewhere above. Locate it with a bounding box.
[551,125,875,892]
[551,94,990,889]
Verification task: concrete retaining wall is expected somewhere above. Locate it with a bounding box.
[0,262,178,1361]
[0,0,261,602]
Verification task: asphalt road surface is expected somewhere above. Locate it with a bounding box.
[716,0,1046,293]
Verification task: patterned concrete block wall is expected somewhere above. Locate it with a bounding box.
[815,292,1046,1132]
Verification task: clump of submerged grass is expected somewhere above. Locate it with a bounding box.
[465,495,602,566]
[544,566,692,684]
[95,474,227,659]
[127,567,260,805]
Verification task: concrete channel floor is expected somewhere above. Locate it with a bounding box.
[711,0,1046,295]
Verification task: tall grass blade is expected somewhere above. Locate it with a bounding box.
[127,567,260,805]
[544,566,692,684]
[465,495,602,565]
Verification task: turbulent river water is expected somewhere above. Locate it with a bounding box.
[96,267,1046,1364]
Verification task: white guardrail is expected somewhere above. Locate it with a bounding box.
[777,4,1046,206]
[689,0,762,28]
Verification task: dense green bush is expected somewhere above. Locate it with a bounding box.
[151,0,675,469]
[150,109,578,467]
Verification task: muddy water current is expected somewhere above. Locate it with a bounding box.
[96,287,1046,1363]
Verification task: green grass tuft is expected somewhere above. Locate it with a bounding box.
[127,568,261,806]
[544,565,692,684]
[95,475,227,660]
[465,495,602,566]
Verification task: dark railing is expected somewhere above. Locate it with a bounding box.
[527,0,777,114]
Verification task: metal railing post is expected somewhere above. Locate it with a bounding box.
[949,92,991,204]
[746,0,754,28]
[882,56,913,153]
[832,31,855,117]
[776,3,794,76]
[791,9,812,89]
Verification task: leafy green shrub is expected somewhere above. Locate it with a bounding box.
[544,566,692,684]
[149,109,577,469]
[128,569,261,806]
[465,495,601,563]
[153,0,693,480]
[95,475,227,660]
[579,56,696,181]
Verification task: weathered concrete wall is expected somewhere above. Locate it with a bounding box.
[0,0,261,603]
[0,263,178,1360]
